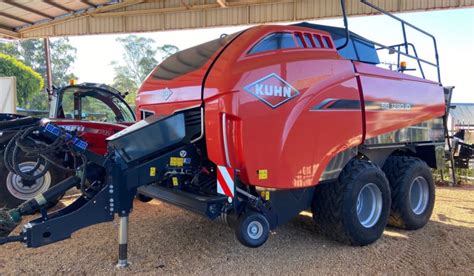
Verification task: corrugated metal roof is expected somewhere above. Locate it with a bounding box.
[0,0,473,39]
[451,103,474,127]
[0,0,131,38]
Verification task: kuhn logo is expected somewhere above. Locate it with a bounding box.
[244,73,300,108]
[162,88,173,101]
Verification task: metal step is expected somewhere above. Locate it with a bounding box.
[443,86,457,186]
[137,185,228,219]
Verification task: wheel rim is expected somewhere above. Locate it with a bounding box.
[6,162,52,201]
[409,176,429,215]
[356,183,383,228]
[247,221,264,240]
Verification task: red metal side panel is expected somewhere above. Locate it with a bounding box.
[205,26,363,189]
[136,99,202,118]
[51,120,127,155]
[136,80,204,118]
[136,39,227,118]
[353,62,445,140]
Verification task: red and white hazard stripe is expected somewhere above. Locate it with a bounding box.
[217,165,235,198]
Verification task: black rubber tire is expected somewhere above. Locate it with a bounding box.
[0,154,66,209]
[312,159,391,246]
[137,193,153,203]
[382,156,435,230]
[235,211,270,248]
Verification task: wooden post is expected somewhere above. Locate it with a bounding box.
[43,38,53,102]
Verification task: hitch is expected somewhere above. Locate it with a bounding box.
[0,176,82,239]
[0,110,221,267]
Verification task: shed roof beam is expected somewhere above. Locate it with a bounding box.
[43,1,75,13]
[180,0,191,9]
[0,25,19,38]
[4,1,55,20]
[81,1,98,8]
[16,0,144,34]
[92,0,282,17]
[0,12,34,25]
[217,0,227,8]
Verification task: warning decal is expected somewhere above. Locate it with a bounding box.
[216,166,235,198]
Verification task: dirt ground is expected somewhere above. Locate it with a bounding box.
[1,184,473,275]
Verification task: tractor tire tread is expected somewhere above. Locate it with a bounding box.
[382,156,433,229]
[312,159,381,245]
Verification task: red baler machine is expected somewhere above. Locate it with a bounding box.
[0,0,452,267]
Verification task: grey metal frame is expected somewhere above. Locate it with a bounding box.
[339,0,441,83]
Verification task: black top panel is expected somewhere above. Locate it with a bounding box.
[292,22,380,65]
[107,113,186,163]
[152,33,238,81]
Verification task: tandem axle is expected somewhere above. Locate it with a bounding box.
[0,0,448,268]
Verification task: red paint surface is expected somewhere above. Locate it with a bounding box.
[353,62,445,139]
[136,25,445,189]
[52,120,127,155]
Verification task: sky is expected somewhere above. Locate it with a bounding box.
[59,8,473,103]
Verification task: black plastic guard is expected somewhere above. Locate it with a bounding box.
[138,185,228,219]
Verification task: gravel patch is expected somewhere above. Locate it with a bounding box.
[1,185,473,275]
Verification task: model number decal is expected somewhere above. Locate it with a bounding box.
[380,102,412,111]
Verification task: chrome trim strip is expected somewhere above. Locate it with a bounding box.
[309,109,360,112]
[139,109,155,114]
[411,142,445,147]
[362,144,408,150]
[190,107,205,143]
[236,187,258,200]
[172,104,201,114]
[222,113,232,167]
[362,141,445,150]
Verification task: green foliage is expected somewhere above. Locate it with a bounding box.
[0,53,44,108]
[0,43,19,57]
[433,166,474,186]
[60,90,116,122]
[110,35,178,104]
[158,44,179,60]
[0,38,77,109]
[49,38,77,87]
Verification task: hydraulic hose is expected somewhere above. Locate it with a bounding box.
[3,125,79,181]
[0,176,81,239]
[3,131,49,181]
[16,175,81,216]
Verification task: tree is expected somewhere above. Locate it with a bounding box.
[0,53,44,108]
[158,44,179,60]
[110,35,178,104]
[0,38,77,107]
[49,38,77,87]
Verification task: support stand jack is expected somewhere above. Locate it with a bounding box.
[116,215,130,268]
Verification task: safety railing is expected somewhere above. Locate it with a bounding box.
[338,0,442,83]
